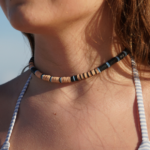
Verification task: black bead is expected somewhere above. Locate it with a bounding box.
[90,71,93,76]
[117,49,130,60]
[79,75,82,80]
[29,57,34,63]
[75,75,78,81]
[108,57,118,66]
[71,76,75,82]
[98,63,108,72]
[124,48,130,54]
[86,72,90,78]
[30,67,38,75]
[94,69,97,74]
[83,73,85,79]
[118,53,125,60]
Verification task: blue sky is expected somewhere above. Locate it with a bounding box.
[0,7,31,85]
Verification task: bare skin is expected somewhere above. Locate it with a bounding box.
[1,0,150,150]
[1,70,150,150]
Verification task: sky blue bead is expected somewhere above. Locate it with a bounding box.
[50,77,53,82]
[106,62,110,68]
[97,68,101,73]
[60,77,62,83]
[73,76,76,81]
[116,56,120,61]
[34,70,38,74]
[41,74,44,79]
[123,51,127,56]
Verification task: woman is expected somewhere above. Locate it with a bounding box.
[0,0,150,149]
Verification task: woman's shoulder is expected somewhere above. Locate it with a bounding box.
[0,70,31,100]
[0,70,31,136]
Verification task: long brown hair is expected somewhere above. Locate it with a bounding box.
[22,0,150,71]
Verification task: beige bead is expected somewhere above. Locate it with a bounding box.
[91,70,96,76]
[67,77,71,83]
[42,75,51,81]
[95,68,100,74]
[84,73,88,79]
[61,77,71,83]
[87,72,92,77]
[35,70,43,79]
[77,74,81,81]
[51,77,60,83]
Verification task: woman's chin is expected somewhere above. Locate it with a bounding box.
[8,6,40,33]
[8,4,29,30]
[7,5,58,34]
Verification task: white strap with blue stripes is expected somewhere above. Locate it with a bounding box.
[131,56,150,150]
[0,74,32,150]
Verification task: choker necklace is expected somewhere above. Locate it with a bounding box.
[29,49,130,83]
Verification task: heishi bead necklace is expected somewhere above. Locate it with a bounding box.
[29,49,130,83]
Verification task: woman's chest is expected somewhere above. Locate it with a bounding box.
[8,98,147,150]
[2,83,150,150]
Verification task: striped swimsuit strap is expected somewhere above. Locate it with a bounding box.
[0,74,32,150]
[131,57,150,150]
[1,56,150,150]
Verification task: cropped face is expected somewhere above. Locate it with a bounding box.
[0,0,104,34]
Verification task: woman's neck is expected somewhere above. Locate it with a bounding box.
[32,5,132,88]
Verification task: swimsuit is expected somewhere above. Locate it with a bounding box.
[1,57,150,150]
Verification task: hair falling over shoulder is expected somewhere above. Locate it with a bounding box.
[22,0,150,72]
